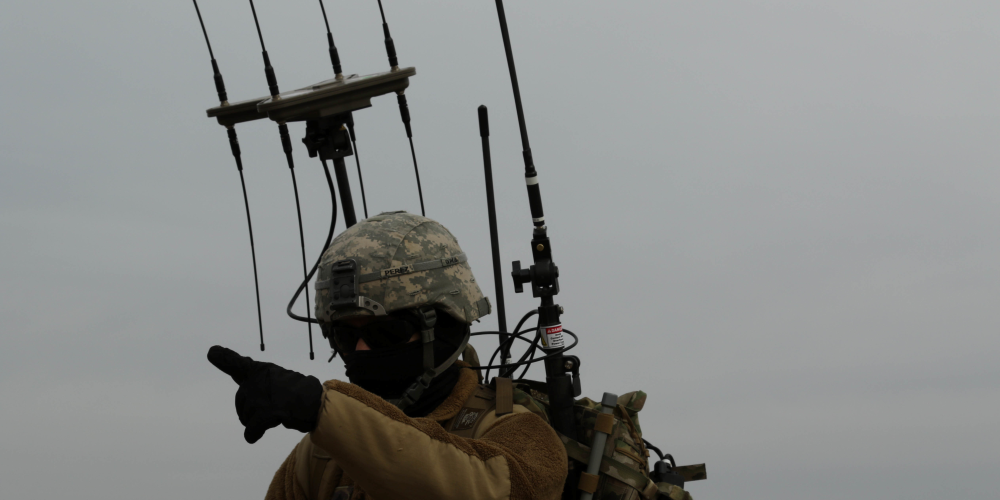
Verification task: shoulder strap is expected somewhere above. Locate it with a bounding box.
[495,377,513,416]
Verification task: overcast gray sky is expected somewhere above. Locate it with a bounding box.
[2,1,999,498]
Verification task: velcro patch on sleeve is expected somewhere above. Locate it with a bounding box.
[452,408,485,431]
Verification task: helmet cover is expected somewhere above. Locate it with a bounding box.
[314,211,491,325]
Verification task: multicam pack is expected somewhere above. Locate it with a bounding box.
[510,379,706,500]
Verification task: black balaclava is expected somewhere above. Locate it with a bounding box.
[341,311,468,417]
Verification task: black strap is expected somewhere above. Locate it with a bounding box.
[394,329,471,411]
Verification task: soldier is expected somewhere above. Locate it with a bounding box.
[208,211,568,500]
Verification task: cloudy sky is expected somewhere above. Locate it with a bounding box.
[2,1,998,498]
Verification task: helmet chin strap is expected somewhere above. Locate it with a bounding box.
[392,307,471,411]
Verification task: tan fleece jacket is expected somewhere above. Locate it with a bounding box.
[264,367,567,500]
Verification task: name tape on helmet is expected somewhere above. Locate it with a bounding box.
[352,253,469,284]
[381,265,412,278]
[317,253,470,292]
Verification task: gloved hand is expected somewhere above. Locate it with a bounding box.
[207,345,324,443]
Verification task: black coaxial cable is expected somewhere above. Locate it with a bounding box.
[287,159,339,325]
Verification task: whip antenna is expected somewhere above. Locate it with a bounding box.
[376,0,425,215]
[376,0,398,70]
[494,0,541,222]
[192,0,265,352]
[236,164,265,352]
[318,0,343,79]
[193,0,228,105]
[493,0,578,448]
[346,122,369,218]
[247,0,318,359]
[478,105,510,365]
[249,0,280,98]
[285,127,316,360]
[317,0,368,218]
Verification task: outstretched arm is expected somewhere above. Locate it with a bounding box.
[311,380,567,500]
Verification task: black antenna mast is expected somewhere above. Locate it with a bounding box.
[478,106,511,366]
[192,0,265,352]
[493,0,578,444]
[248,0,317,359]
[377,0,425,216]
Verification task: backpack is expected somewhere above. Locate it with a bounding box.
[509,379,706,500]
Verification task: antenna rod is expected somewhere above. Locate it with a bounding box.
[249,0,280,97]
[376,0,398,70]
[318,0,343,79]
[192,0,264,351]
[493,0,576,451]
[193,0,228,104]
[494,0,543,227]
[316,0,366,218]
[494,1,531,160]
[280,124,316,360]
[408,133,425,217]
[478,105,510,365]
[375,0,425,215]
[346,123,369,218]
[237,160,266,352]
[246,0,316,358]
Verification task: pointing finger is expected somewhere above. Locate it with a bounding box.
[207,345,251,385]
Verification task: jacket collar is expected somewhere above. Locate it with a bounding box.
[424,362,479,422]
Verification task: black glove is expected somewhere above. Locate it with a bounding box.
[207,345,324,444]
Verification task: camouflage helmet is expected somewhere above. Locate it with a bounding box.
[314,211,491,324]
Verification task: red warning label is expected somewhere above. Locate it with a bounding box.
[542,324,565,349]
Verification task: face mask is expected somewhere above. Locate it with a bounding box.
[344,341,424,384]
[345,341,464,416]
[343,334,466,398]
[332,309,469,397]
